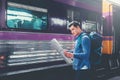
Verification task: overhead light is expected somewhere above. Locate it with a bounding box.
[107,0,120,6]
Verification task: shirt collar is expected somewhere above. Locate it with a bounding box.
[74,32,84,40]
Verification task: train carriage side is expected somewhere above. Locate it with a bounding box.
[0,0,104,79]
[109,0,120,72]
[101,0,120,77]
[0,0,75,76]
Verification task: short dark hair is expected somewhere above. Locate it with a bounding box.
[68,21,81,29]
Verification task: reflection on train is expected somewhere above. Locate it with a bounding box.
[0,0,120,79]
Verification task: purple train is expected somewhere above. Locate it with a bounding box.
[1,0,114,78]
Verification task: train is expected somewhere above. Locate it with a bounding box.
[0,0,120,79]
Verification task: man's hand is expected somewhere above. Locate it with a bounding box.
[63,50,73,59]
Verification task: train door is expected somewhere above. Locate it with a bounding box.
[112,6,120,70]
[113,6,120,55]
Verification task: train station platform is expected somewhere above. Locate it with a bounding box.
[107,76,120,80]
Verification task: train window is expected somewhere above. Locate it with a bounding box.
[7,2,48,31]
[82,20,98,32]
[67,9,81,22]
[67,9,81,29]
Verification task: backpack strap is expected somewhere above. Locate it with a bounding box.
[95,47,102,56]
[76,33,88,49]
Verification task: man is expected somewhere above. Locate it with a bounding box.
[64,21,91,80]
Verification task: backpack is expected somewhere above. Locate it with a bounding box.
[89,32,102,66]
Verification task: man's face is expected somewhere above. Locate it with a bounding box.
[69,25,81,37]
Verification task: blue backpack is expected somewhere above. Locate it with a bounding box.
[89,32,102,66]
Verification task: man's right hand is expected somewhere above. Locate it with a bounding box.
[63,50,73,59]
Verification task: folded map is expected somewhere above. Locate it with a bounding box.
[50,39,72,64]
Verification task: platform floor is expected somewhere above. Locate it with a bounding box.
[107,76,120,80]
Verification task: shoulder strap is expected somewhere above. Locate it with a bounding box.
[77,33,88,44]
